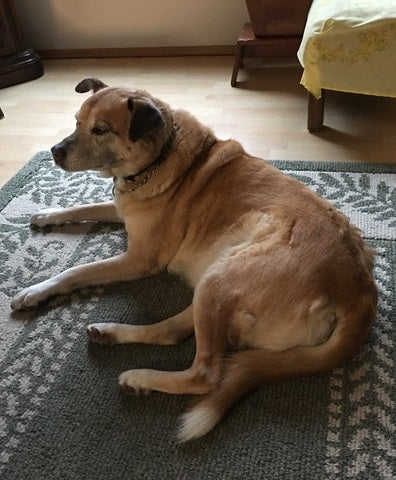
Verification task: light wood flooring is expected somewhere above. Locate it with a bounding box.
[0,56,395,186]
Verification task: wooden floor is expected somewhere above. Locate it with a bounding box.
[0,56,395,186]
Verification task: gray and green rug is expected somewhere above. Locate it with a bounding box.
[0,153,395,480]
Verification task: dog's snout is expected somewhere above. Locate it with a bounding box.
[51,145,67,166]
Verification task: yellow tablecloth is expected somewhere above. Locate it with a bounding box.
[297,0,396,99]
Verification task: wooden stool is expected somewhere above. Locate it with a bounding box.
[231,23,302,87]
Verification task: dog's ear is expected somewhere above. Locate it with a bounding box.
[127,98,165,142]
[75,78,108,94]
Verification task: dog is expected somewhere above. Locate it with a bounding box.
[11,78,378,441]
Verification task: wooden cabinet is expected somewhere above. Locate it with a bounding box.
[0,0,43,88]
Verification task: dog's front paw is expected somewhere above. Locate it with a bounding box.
[119,370,152,396]
[11,283,52,310]
[87,323,117,345]
[31,208,64,227]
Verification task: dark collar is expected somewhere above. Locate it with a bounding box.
[112,123,177,195]
[123,123,176,183]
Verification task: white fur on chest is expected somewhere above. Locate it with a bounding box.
[116,199,162,250]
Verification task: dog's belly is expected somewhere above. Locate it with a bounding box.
[168,211,281,287]
[168,246,222,287]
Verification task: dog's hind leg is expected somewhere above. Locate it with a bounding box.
[118,273,230,396]
[31,202,122,227]
[87,305,194,345]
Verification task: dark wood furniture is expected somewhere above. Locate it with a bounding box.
[307,91,324,132]
[0,0,43,89]
[231,0,312,86]
[231,23,301,87]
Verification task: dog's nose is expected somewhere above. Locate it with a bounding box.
[51,145,67,166]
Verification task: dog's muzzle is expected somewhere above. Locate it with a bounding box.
[51,144,67,167]
[51,134,75,169]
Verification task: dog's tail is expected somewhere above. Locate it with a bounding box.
[177,291,376,442]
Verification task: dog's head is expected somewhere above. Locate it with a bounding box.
[51,78,172,177]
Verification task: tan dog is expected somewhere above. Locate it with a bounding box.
[11,78,377,441]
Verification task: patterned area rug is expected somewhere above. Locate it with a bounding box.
[0,152,395,480]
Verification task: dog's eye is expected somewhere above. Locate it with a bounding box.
[91,127,107,136]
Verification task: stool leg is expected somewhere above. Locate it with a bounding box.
[307,91,324,132]
[238,45,245,69]
[231,45,244,87]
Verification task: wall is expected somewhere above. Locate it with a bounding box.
[14,0,249,50]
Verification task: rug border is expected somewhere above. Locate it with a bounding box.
[1,151,395,211]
